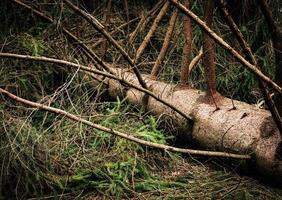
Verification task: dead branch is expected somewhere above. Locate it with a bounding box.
[0,52,192,122]
[129,0,165,45]
[63,0,148,90]
[219,0,282,136]
[92,17,140,49]
[151,9,178,78]
[135,1,171,62]
[0,88,250,159]
[189,47,203,72]
[180,0,192,85]
[169,0,282,94]
[115,0,165,64]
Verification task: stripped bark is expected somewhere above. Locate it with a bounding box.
[169,0,282,94]
[180,0,192,85]
[135,1,170,62]
[104,69,282,182]
[219,0,282,137]
[151,9,178,78]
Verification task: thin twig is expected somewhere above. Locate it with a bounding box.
[63,0,148,90]
[116,0,165,63]
[92,17,140,49]
[100,0,112,59]
[0,87,251,159]
[13,0,112,73]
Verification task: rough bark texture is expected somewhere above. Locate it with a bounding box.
[98,68,282,181]
[203,0,216,95]
[180,0,192,85]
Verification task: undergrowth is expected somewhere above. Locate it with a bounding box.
[0,0,281,199]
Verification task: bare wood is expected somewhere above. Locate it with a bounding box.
[180,0,192,84]
[151,9,178,77]
[63,0,148,90]
[0,88,250,159]
[168,0,282,94]
[189,47,203,72]
[135,1,170,62]
[0,52,192,122]
[219,0,282,136]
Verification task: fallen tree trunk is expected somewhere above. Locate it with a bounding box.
[104,68,282,181]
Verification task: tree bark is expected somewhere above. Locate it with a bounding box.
[203,0,216,95]
[180,0,192,85]
[103,68,282,182]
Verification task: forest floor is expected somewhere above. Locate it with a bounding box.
[1,1,282,199]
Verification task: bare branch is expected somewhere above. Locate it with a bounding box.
[63,0,148,90]
[151,9,178,78]
[135,1,170,62]
[202,0,216,95]
[180,0,192,85]
[100,0,112,59]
